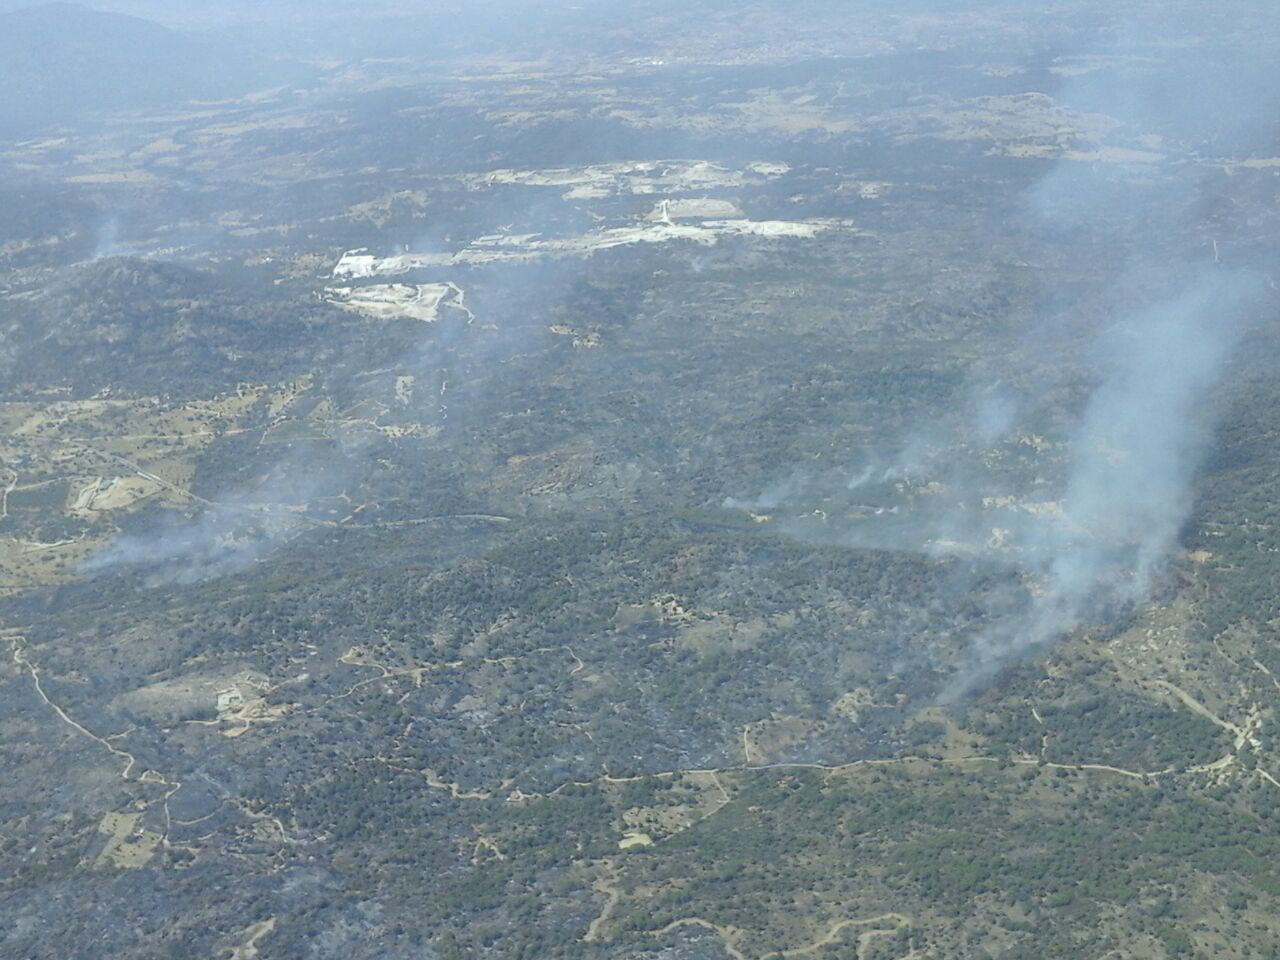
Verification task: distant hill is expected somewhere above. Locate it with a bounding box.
[0,3,272,135]
[0,257,385,397]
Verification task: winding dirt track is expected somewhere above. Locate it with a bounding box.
[9,633,187,842]
[766,914,912,960]
[11,634,143,779]
[583,862,623,943]
[9,633,299,849]
[650,918,750,960]
[0,469,16,522]
[1153,679,1247,744]
[649,912,912,960]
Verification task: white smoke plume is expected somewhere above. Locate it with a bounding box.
[723,5,1274,695]
[943,274,1251,695]
[80,450,354,586]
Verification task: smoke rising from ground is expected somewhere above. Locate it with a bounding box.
[721,7,1275,694]
[78,125,629,585]
[81,453,355,586]
[81,499,292,586]
[942,274,1251,695]
[944,6,1274,690]
[724,270,1255,696]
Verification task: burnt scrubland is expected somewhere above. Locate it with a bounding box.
[2,2,1280,958]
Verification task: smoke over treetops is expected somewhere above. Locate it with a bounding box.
[726,270,1257,694]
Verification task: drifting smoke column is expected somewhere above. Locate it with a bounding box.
[951,275,1250,695]
[80,448,355,586]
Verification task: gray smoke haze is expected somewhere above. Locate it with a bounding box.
[56,1,1276,615]
[78,134,620,586]
[81,500,288,586]
[940,5,1275,691]
[721,6,1275,695]
[91,217,126,260]
[943,274,1251,695]
[723,270,1255,696]
[81,451,356,585]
